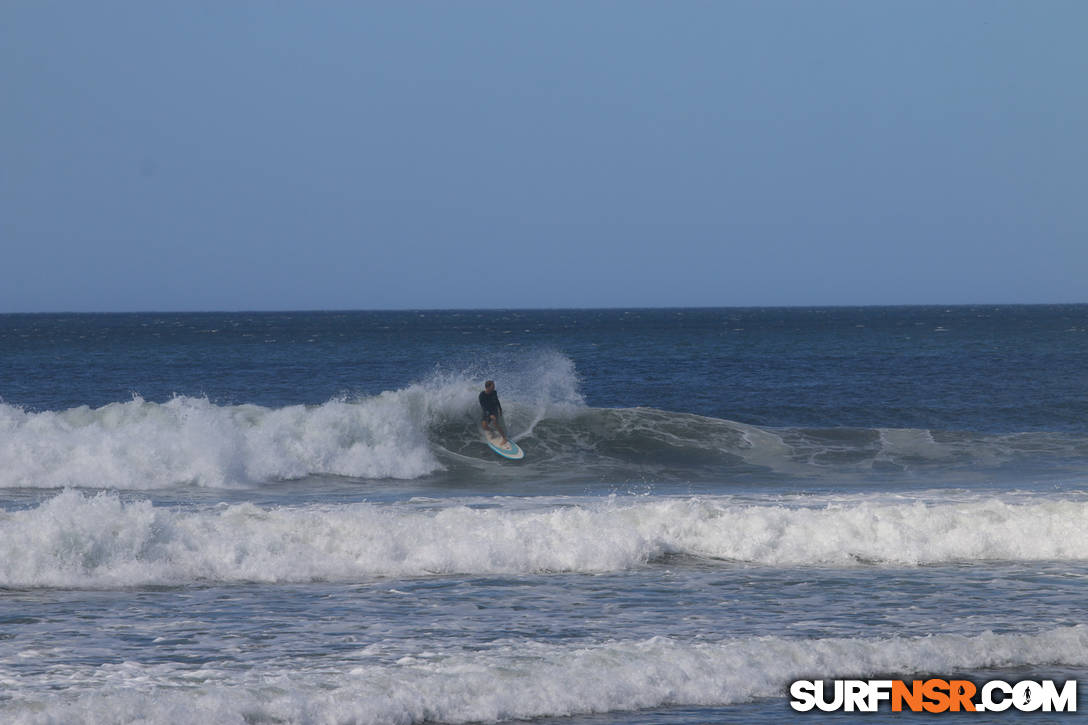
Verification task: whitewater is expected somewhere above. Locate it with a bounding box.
[4,490,1088,589]
[2,307,1086,723]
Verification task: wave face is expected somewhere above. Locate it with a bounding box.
[506,408,1088,482]
[3,397,1086,490]
[5,490,1088,587]
[5,627,1087,725]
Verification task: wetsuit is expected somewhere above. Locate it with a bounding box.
[479,389,501,421]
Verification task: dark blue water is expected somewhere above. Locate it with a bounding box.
[4,306,1086,431]
[1,306,1086,723]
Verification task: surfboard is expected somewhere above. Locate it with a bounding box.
[484,430,524,460]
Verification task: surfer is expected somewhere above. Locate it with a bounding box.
[479,380,507,444]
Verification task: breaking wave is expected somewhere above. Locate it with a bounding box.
[0,352,584,489]
[4,490,1088,587]
[2,349,1086,490]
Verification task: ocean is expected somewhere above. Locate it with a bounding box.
[1,306,1086,723]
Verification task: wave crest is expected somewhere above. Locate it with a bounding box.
[2,346,1086,490]
[4,491,1088,587]
[0,394,441,488]
[0,351,585,489]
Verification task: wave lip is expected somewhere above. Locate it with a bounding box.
[5,627,1087,724]
[4,491,1088,588]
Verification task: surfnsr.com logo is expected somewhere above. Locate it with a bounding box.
[790,679,1078,713]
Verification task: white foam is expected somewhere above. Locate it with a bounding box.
[0,394,443,488]
[4,626,1086,724]
[0,351,585,489]
[4,491,1088,587]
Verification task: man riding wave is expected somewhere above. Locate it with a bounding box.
[479,380,508,444]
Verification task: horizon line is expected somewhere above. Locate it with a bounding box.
[3,301,1086,316]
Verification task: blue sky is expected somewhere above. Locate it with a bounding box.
[3,1,1085,311]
